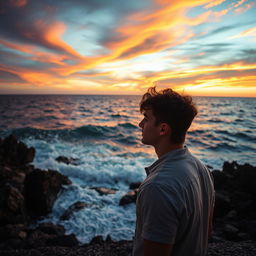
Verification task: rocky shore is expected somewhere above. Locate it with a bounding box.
[0,135,255,255]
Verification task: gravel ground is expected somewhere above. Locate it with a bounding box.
[0,241,256,256]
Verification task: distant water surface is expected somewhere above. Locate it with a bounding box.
[0,95,255,243]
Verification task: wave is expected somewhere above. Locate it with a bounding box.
[216,130,255,141]
[0,122,139,145]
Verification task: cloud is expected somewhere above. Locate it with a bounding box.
[0,70,25,83]
[232,0,247,8]
[234,1,255,13]
[231,27,256,39]
[204,0,227,9]
[0,0,255,96]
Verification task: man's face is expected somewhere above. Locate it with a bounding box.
[139,109,160,146]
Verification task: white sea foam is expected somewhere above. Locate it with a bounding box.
[26,138,152,243]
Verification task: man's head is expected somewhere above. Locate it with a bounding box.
[139,87,197,146]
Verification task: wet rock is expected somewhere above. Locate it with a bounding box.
[237,232,250,240]
[37,223,65,236]
[224,224,239,240]
[119,190,138,206]
[0,135,35,166]
[0,224,27,241]
[222,161,256,195]
[214,192,231,218]
[0,183,26,225]
[129,182,141,190]
[211,170,227,190]
[55,156,78,165]
[226,210,237,220]
[47,234,79,247]
[0,136,77,250]
[60,201,88,220]
[0,166,13,181]
[24,169,71,218]
[90,235,105,245]
[91,187,118,196]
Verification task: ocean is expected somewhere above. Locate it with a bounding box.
[0,95,255,243]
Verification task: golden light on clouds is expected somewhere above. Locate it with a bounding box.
[0,0,255,96]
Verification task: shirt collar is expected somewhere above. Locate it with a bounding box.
[145,146,188,176]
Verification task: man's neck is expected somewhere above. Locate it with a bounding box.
[155,143,183,159]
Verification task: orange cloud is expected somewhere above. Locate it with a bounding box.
[35,20,82,58]
[134,62,256,93]
[0,39,71,66]
[232,0,247,8]
[234,1,254,13]
[53,0,212,76]
[204,0,227,9]
[231,27,256,39]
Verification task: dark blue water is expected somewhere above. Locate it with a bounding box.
[0,95,255,242]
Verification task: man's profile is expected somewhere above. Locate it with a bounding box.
[133,87,215,256]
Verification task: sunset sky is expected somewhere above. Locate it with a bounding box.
[0,0,256,96]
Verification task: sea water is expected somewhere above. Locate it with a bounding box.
[0,95,255,243]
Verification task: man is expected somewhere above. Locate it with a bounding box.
[133,87,215,256]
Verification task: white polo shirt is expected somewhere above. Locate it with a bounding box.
[132,147,215,256]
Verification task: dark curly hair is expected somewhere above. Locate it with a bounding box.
[140,87,197,144]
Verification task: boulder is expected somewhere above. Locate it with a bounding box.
[60,201,88,220]
[24,169,71,218]
[129,182,141,190]
[91,187,118,196]
[214,192,231,218]
[90,235,105,245]
[0,224,27,241]
[37,223,65,236]
[55,156,78,165]
[224,224,239,240]
[119,190,138,206]
[236,163,256,196]
[211,170,227,190]
[0,183,26,225]
[0,136,77,250]
[0,135,35,166]
[46,234,79,247]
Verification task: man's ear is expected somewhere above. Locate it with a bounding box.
[159,123,171,136]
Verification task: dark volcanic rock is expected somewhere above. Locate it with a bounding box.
[129,182,141,190]
[37,223,65,236]
[0,135,77,250]
[0,183,26,225]
[60,201,88,221]
[211,170,227,190]
[91,187,118,196]
[24,169,71,218]
[55,156,78,165]
[119,190,138,206]
[46,234,79,247]
[212,161,256,242]
[0,135,35,166]
[214,192,231,218]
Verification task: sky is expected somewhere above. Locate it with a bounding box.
[0,0,256,96]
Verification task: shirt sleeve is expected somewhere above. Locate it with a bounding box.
[138,183,180,245]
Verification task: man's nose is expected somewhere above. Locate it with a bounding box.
[139,120,143,128]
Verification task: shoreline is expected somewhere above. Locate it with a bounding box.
[0,240,256,256]
[1,135,256,255]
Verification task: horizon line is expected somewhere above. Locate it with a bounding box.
[0,93,255,98]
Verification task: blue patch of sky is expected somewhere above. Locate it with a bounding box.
[59,8,117,56]
[0,45,30,58]
[56,0,156,57]
[175,2,256,67]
